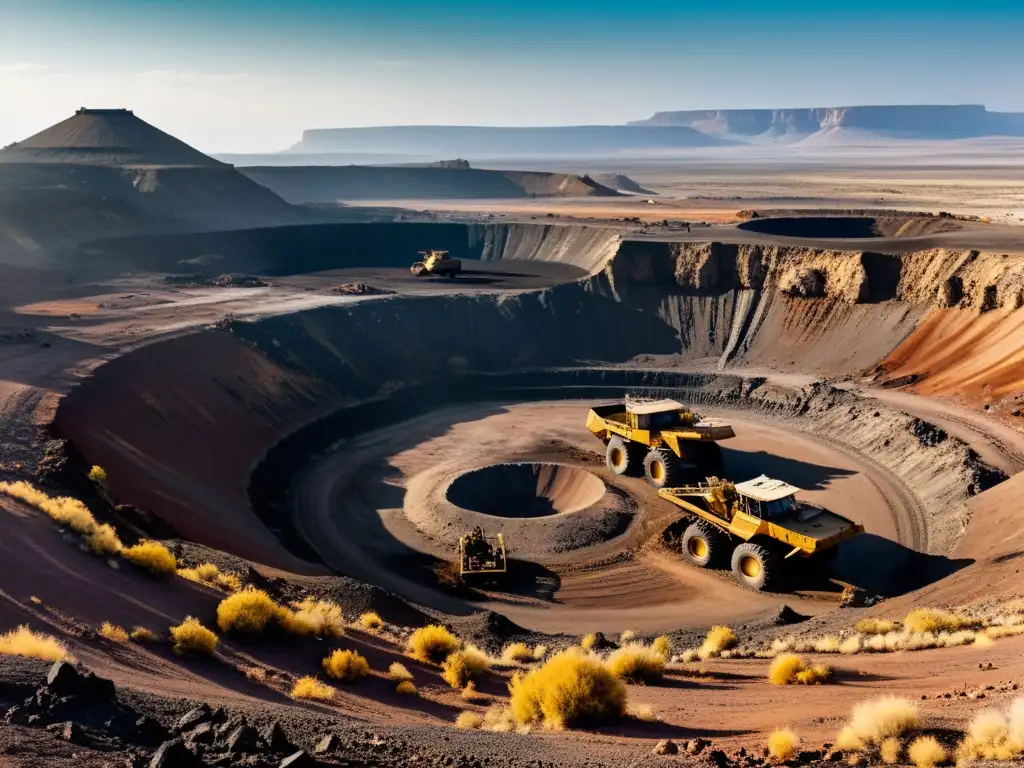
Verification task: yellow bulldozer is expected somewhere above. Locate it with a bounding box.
[586,397,735,488]
[458,527,507,580]
[410,249,462,278]
[659,475,864,591]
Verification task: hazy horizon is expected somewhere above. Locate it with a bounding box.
[3,0,1023,153]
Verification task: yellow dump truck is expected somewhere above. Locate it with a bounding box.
[586,398,735,487]
[659,475,864,590]
[458,528,507,580]
[410,249,462,278]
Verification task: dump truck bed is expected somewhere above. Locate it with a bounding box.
[586,404,735,442]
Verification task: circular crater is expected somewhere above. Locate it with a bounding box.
[446,462,605,518]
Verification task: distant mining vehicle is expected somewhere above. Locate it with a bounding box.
[659,475,864,591]
[410,249,462,278]
[586,397,735,487]
[458,526,507,581]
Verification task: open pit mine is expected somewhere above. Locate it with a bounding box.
[2,109,1024,768]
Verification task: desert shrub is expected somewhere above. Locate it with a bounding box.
[904,608,972,634]
[241,665,268,681]
[651,635,671,659]
[856,618,897,635]
[836,726,864,752]
[508,648,627,730]
[501,642,533,663]
[122,540,177,575]
[481,705,518,732]
[840,634,864,654]
[178,563,241,592]
[619,629,635,644]
[956,699,1024,763]
[129,626,157,642]
[605,642,665,684]
[407,624,460,664]
[455,711,483,730]
[698,625,737,659]
[282,598,344,638]
[87,465,107,485]
[396,680,417,695]
[768,653,830,685]
[907,735,947,767]
[813,635,841,653]
[580,632,598,651]
[291,676,335,701]
[532,644,548,660]
[99,622,128,643]
[461,681,483,701]
[216,588,282,634]
[389,662,414,682]
[847,696,920,744]
[680,649,699,663]
[880,736,902,764]
[169,617,218,655]
[0,625,73,662]
[85,523,124,556]
[768,728,799,761]
[322,649,369,682]
[359,612,383,631]
[442,648,489,689]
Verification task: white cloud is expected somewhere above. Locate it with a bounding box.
[0,62,48,75]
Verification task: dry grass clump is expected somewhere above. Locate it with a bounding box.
[580,632,598,651]
[836,726,864,752]
[651,635,671,659]
[442,647,489,689]
[178,562,242,592]
[680,649,700,663]
[698,625,737,659]
[396,680,417,696]
[605,642,665,684]
[619,629,635,644]
[955,698,1024,763]
[0,625,74,662]
[455,711,483,730]
[846,696,920,745]
[169,617,218,655]
[461,681,483,701]
[880,736,902,764]
[121,540,177,575]
[322,649,369,682]
[508,648,627,730]
[501,642,534,664]
[768,653,831,685]
[388,662,414,682]
[359,612,383,631]
[87,465,107,485]
[856,618,897,635]
[407,624,460,664]
[216,588,282,634]
[907,735,947,768]
[282,597,345,638]
[0,481,125,555]
[813,635,841,653]
[903,608,972,634]
[532,644,548,660]
[291,676,335,701]
[241,665,268,682]
[768,728,799,761]
[129,626,157,643]
[98,622,128,643]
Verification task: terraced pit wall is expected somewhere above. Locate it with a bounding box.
[52,228,1019,574]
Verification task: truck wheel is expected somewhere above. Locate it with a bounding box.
[643,448,683,488]
[731,542,780,591]
[606,436,643,476]
[681,521,729,568]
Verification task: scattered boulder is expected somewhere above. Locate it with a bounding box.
[687,737,711,755]
[46,662,116,701]
[653,739,678,755]
[314,734,338,754]
[280,751,317,768]
[262,721,294,753]
[150,738,199,768]
[60,720,86,745]
[175,704,212,733]
[226,723,260,755]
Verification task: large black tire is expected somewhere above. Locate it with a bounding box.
[606,436,644,477]
[731,542,781,591]
[643,447,685,488]
[681,520,730,569]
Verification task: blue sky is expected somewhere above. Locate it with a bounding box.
[1,0,1022,151]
